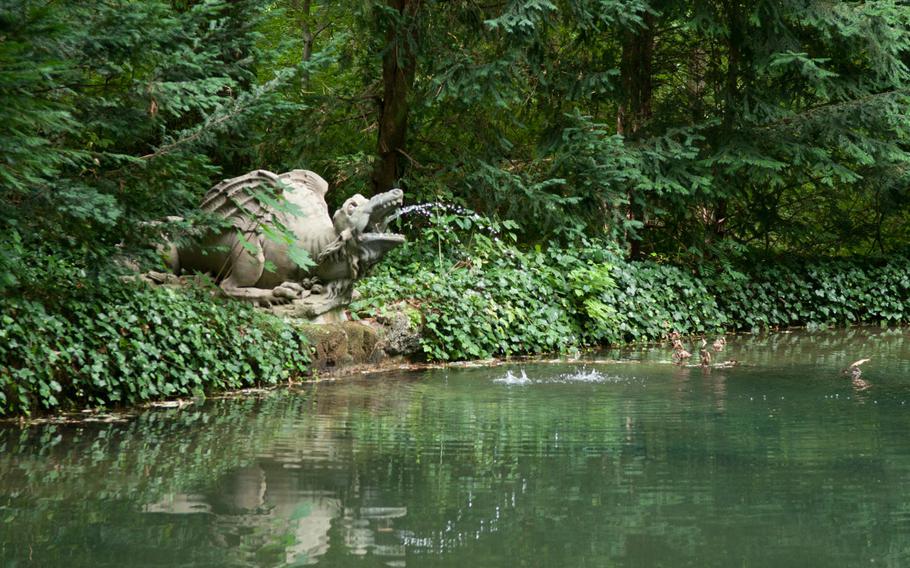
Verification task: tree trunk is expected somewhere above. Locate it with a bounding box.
[617,13,654,260]
[301,0,313,87]
[291,0,315,88]
[687,45,706,121]
[370,0,418,195]
[714,0,743,245]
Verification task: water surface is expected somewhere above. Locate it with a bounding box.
[3,328,910,566]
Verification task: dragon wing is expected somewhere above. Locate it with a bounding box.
[201,168,336,258]
[278,169,329,199]
[201,169,285,233]
[276,170,336,256]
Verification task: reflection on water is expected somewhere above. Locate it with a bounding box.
[3,328,910,566]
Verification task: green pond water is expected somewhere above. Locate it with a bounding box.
[3,329,910,567]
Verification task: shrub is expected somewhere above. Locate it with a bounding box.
[0,281,310,416]
[355,249,584,361]
[354,213,910,361]
[706,257,910,331]
[599,262,727,344]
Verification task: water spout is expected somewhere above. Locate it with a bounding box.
[387,201,502,236]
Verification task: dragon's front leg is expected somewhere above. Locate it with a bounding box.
[218,236,304,306]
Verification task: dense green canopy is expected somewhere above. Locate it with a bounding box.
[1,0,909,291]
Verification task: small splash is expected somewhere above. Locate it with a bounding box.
[494,370,532,385]
[494,368,628,385]
[554,368,621,383]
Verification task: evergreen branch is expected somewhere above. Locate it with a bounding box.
[140,73,291,161]
[138,104,245,161]
[752,89,909,131]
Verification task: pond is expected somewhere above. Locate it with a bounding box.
[2,328,910,567]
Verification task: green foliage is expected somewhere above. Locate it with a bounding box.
[707,257,910,332]
[356,247,728,360]
[0,281,310,417]
[3,0,910,408]
[599,262,727,343]
[0,0,312,290]
[355,213,611,358]
[354,214,593,359]
[411,260,580,360]
[250,0,910,255]
[355,217,910,361]
[3,0,909,260]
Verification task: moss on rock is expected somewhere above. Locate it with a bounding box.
[297,321,387,371]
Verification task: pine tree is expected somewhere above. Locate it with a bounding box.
[0,0,304,294]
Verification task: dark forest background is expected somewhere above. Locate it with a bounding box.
[3,0,909,292]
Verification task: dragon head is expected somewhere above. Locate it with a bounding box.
[332,188,406,263]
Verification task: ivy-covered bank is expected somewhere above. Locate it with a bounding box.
[0,282,310,417]
[5,230,910,417]
[353,232,910,362]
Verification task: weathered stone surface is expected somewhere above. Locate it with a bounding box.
[375,302,422,356]
[298,321,389,372]
[293,303,424,373]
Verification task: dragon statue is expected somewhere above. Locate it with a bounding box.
[159,169,405,319]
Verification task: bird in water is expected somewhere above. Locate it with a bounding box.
[699,338,712,367]
[712,336,726,352]
[671,338,691,363]
[843,358,871,379]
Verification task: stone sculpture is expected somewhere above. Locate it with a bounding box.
[160,169,405,319]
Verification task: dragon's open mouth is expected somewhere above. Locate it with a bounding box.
[364,188,405,236]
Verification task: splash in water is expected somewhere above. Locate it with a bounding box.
[494,369,532,385]
[494,368,627,385]
[554,368,622,384]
